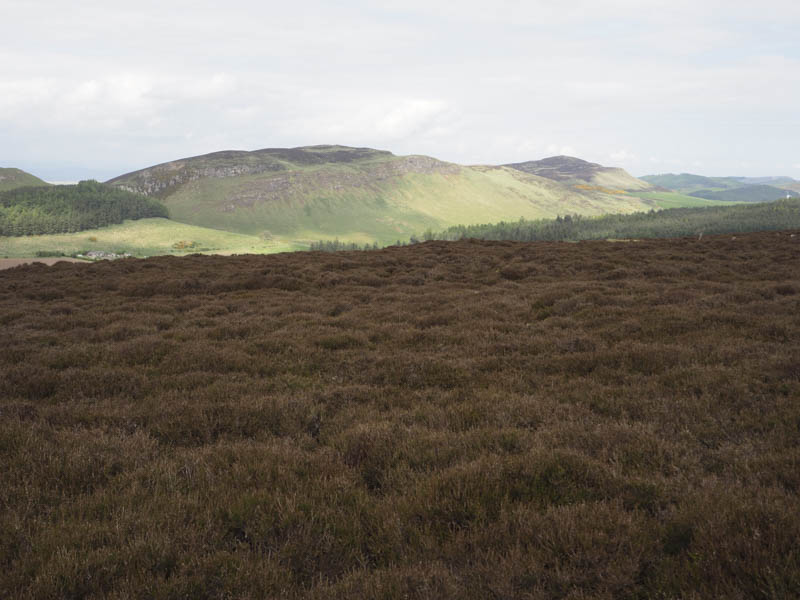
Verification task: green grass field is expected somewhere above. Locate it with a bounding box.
[0,218,298,258]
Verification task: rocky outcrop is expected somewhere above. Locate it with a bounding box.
[106,146,405,197]
[222,156,461,212]
[107,147,460,204]
[109,161,287,197]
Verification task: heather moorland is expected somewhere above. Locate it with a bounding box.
[1,232,799,599]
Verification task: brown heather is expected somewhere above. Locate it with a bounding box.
[1,232,799,599]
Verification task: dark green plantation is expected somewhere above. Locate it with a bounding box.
[418,198,800,243]
[1,232,799,598]
[0,180,168,236]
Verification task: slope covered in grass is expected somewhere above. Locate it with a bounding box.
[163,164,655,245]
[640,173,743,193]
[108,146,656,245]
[1,232,799,598]
[0,168,49,192]
[0,217,294,258]
[689,184,798,203]
[635,191,738,209]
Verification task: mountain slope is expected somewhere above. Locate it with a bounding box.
[640,173,742,193]
[0,168,49,192]
[108,146,656,245]
[641,172,800,197]
[689,185,798,203]
[505,156,653,192]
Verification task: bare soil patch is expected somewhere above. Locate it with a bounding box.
[0,257,89,270]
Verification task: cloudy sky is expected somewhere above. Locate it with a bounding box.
[2,0,799,181]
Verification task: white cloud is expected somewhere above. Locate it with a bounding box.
[374,100,450,139]
[546,145,578,157]
[2,1,800,178]
[611,150,637,163]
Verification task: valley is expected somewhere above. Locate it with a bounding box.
[3,147,799,258]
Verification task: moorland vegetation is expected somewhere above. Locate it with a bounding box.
[1,231,799,598]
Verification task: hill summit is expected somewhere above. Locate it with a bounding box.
[505,156,652,191]
[107,146,411,197]
[0,168,49,192]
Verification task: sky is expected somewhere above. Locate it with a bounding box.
[2,0,800,182]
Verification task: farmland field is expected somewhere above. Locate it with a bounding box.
[0,218,296,258]
[1,232,799,598]
[635,191,741,209]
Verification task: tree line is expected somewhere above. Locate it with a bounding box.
[307,200,800,253]
[0,180,168,236]
[415,199,800,244]
[309,239,381,252]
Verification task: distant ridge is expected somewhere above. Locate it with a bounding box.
[640,173,742,193]
[505,156,653,191]
[0,168,50,192]
[689,185,799,203]
[107,146,400,197]
[641,172,800,200]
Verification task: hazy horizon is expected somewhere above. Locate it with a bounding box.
[2,0,799,181]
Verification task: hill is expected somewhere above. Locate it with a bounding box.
[639,173,743,193]
[108,146,657,246]
[504,155,653,191]
[689,184,798,203]
[0,168,49,192]
[2,232,799,598]
[729,175,798,187]
[642,172,800,198]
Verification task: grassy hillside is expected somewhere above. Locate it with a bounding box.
[0,218,294,258]
[730,175,798,186]
[636,191,741,209]
[162,166,657,246]
[689,184,798,203]
[777,181,800,194]
[2,232,799,598]
[640,173,743,193]
[0,168,49,192]
[642,173,800,198]
[109,147,658,246]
